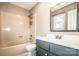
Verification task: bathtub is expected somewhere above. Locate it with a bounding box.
[0,43,27,56]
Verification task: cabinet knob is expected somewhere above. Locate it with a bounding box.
[45,53,48,56]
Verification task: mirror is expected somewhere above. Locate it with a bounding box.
[53,13,65,31]
[67,9,77,30]
[50,2,78,32]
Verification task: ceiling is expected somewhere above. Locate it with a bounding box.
[10,2,37,10]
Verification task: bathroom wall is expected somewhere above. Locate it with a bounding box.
[0,2,30,47]
[31,2,79,37]
[0,10,1,44]
[31,2,50,36]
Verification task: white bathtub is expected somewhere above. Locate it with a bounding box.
[0,43,27,56]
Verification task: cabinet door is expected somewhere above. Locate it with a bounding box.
[36,46,48,56]
[36,46,41,56]
[75,50,79,56]
[50,43,56,55]
[47,52,56,56]
[36,40,49,51]
[36,46,55,56]
[54,44,77,56]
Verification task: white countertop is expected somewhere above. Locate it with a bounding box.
[36,36,79,50]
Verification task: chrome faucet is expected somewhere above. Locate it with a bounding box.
[55,35,62,39]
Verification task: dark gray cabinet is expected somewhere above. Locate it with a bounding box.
[36,39,79,56]
[50,43,77,56]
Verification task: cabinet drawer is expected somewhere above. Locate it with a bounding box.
[54,44,77,56]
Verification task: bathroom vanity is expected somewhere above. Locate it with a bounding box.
[36,2,79,56]
[36,36,79,56]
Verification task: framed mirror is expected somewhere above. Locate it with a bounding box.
[50,2,79,32]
